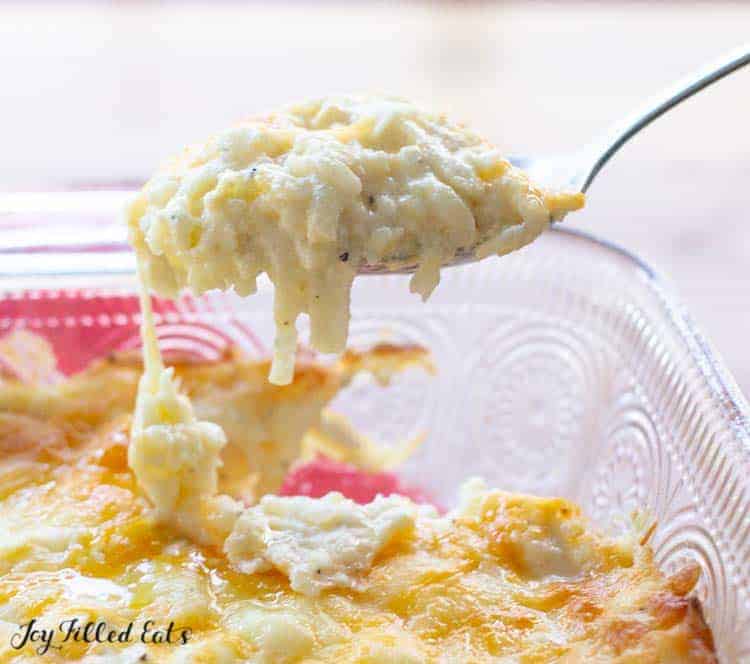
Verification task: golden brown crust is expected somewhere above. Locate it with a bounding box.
[0,343,716,662]
[0,343,433,500]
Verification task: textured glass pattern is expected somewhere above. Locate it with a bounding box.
[1,227,748,662]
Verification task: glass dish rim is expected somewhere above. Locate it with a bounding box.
[564,226,750,455]
[562,224,750,445]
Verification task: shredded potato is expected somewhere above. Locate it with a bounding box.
[127,95,584,385]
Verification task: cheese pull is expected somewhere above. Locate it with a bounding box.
[129,261,239,545]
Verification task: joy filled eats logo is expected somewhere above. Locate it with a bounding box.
[10,618,192,656]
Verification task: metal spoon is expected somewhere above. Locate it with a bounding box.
[1,45,748,281]
[360,43,750,275]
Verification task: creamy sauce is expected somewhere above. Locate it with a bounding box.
[225,492,423,596]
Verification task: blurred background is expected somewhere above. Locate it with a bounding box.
[0,1,748,394]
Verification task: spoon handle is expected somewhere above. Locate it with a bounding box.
[576,43,750,193]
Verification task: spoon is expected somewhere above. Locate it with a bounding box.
[360,43,750,275]
[1,45,748,281]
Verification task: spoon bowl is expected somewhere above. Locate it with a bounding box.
[360,43,750,275]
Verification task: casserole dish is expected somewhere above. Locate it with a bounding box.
[1,190,749,661]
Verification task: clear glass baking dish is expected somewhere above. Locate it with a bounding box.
[1,190,749,662]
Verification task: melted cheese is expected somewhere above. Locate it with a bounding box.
[127,94,584,385]
[224,492,421,596]
[0,344,429,503]
[128,186,437,547]
[129,264,239,545]
[0,422,717,662]
[128,204,437,565]
[0,348,717,660]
